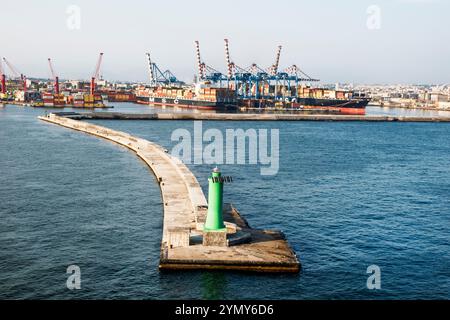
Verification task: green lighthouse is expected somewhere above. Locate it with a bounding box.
[204,167,227,232]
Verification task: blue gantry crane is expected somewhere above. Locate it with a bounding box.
[146,52,184,87]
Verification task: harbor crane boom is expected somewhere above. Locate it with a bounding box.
[144,52,183,87]
[2,57,27,92]
[224,39,235,79]
[47,58,59,95]
[2,57,22,80]
[285,64,320,82]
[146,52,156,86]
[269,45,282,76]
[0,59,5,94]
[90,52,103,95]
[193,40,226,84]
[194,41,206,80]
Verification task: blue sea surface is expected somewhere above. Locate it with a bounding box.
[0,103,449,299]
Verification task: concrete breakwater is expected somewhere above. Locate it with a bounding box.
[39,113,300,273]
[55,111,450,122]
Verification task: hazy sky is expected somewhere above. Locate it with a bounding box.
[1,0,449,84]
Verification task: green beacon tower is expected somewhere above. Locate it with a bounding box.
[204,167,227,232]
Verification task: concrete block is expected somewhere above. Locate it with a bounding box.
[203,231,228,247]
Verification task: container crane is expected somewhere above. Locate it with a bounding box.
[194,40,226,84]
[283,65,320,98]
[194,41,206,80]
[145,52,183,87]
[146,52,156,86]
[224,38,277,99]
[238,63,270,100]
[2,57,27,92]
[90,52,103,95]
[224,39,235,79]
[285,65,320,83]
[47,58,59,94]
[223,39,254,97]
[268,45,282,76]
[266,46,285,98]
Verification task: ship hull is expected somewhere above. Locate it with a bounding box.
[136,96,235,111]
[239,97,370,115]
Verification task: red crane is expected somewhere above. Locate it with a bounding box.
[0,59,5,94]
[47,58,59,95]
[90,53,103,95]
[2,57,27,92]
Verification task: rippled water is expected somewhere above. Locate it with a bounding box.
[1,103,449,299]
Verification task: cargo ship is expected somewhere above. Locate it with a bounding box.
[135,84,237,111]
[238,85,370,115]
[293,98,369,115]
[239,97,370,115]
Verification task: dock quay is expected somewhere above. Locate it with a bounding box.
[0,101,114,109]
[38,113,300,273]
[53,111,450,122]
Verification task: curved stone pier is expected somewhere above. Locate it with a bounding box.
[53,111,450,122]
[39,113,300,273]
